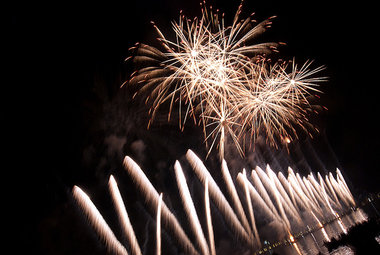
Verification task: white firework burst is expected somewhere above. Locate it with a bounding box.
[126,1,326,159]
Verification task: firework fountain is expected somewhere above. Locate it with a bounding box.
[73,150,367,255]
[73,2,368,254]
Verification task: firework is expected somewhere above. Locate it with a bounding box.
[109,175,142,255]
[127,1,326,159]
[123,156,199,254]
[237,169,261,248]
[174,161,210,255]
[221,160,252,236]
[185,149,252,245]
[156,193,163,255]
[72,186,129,255]
[73,150,367,255]
[204,177,216,255]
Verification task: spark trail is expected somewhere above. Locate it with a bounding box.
[73,150,367,255]
[72,186,129,255]
[109,175,142,255]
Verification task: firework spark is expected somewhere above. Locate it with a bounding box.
[221,160,252,237]
[73,150,367,254]
[204,177,216,255]
[156,193,163,255]
[72,186,129,255]
[109,175,142,255]
[174,161,210,255]
[127,1,326,158]
[123,156,199,254]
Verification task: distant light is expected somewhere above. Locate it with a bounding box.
[191,50,198,57]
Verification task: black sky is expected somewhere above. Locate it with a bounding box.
[9,0,379,254]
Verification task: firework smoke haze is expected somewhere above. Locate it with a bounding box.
[127,1,326,159]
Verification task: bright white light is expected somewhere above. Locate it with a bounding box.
[191,50,198,57]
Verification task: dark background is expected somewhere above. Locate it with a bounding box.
[8,0,379,254]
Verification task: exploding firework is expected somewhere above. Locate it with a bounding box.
[126,1,326,159]
[69,2,372,254]
[73,150,367,255]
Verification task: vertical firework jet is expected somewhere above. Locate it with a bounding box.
[72,186,129,255]
[127,1,326,159]
[73,151,366,255]
[109,175,142,255]
[156,193,163,255]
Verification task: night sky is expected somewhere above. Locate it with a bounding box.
[9,0,379,254]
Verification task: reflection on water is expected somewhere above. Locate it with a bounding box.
[268,209,368,255]
[376,235,380,245]
[329,246,354,255]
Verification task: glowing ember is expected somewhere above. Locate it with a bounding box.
[289,233,295,243]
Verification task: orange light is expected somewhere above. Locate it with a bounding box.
[289,234,295,243]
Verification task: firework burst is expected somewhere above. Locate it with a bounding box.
[126,1,326,159]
